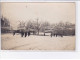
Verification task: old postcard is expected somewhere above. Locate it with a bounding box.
[1,2,75,50]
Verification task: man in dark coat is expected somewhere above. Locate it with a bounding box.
[25,31,27,37]
[28,31,30,36]
[13,31,15,36]
[21,30,24,37]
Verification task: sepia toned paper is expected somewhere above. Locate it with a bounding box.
[1,2,76,50]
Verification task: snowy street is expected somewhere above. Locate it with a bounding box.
[1,33,75,50]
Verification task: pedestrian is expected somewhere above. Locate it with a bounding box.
[21,30,24,37]
[13,31,15,36]
[25,31,27,37]
[54,34,55,37]
[44,33,45,36]
[61,34,63,37]
[28,31,30,36]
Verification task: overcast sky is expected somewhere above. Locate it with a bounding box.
[1,2,75,29]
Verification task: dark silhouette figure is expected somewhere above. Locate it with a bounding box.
[61,34,63,37]
[21,31,24,37]
[54,34,55,36]
[44,33,45,36]
[25,32,27,37]
[28,31,30,36]
[13,31,15,36]
[55,34,63,37]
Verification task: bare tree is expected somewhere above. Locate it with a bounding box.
[40,21,50,32]
[18,21,25,31]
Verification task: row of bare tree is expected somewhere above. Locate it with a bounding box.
[17,20,75,36]
[1,16,75,36]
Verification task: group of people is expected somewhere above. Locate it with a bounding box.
[13,30,31,37]
[43,32,63,37]
[50,33,63,37]
[13,30,63,37]
[21,31,31,37]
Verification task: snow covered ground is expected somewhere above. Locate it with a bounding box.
[1,33,75,50]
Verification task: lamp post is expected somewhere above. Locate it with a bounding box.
[37,18,39,35]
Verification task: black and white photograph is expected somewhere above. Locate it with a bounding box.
[1,2,75,50]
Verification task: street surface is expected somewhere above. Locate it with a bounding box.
[1,33,75,50]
